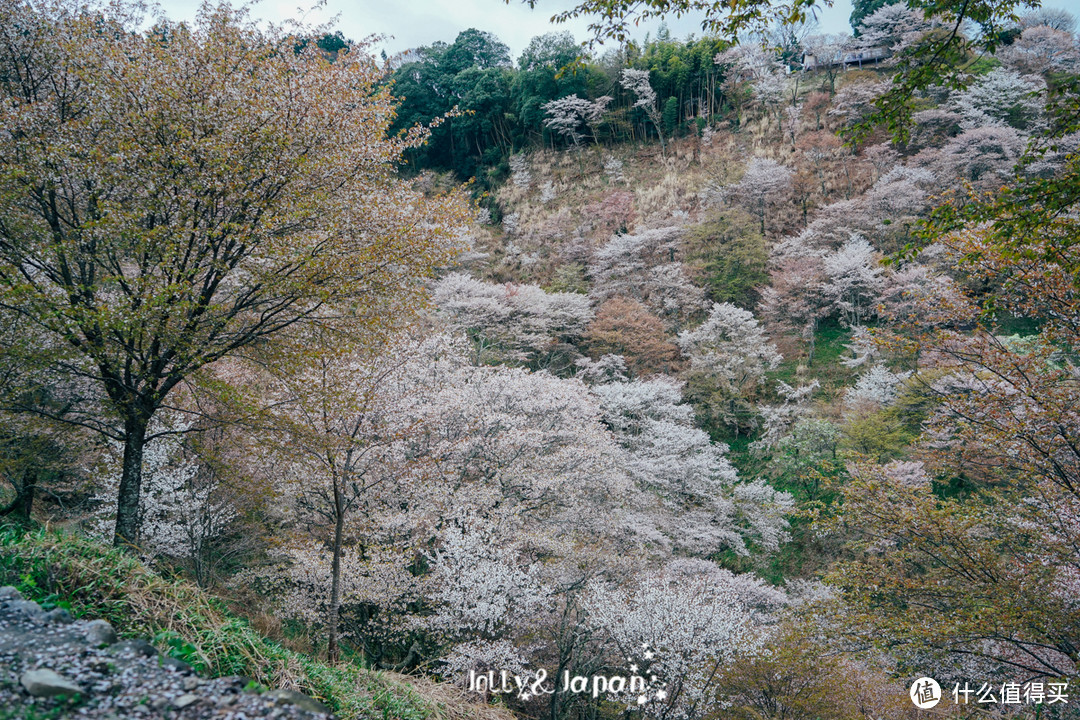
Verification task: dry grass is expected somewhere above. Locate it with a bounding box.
[380,672,515,720]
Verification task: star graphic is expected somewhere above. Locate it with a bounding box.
[629,664,639,673]
[656,690,668,700]
[637,695,648,705]
[644,651,655,659]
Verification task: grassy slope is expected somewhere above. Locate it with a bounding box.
[0,524,512,720]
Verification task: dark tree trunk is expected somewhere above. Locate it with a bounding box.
[328,478,345,665]
[113,413,149,548]
[0,465,35,521]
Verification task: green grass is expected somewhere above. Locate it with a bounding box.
[0,524,512,720]
[0,702,85,720]
[992,313,1041,337]
[767,320,858,401]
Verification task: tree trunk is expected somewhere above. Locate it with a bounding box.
[113,413,149,548]
[0,465,35,522]
[328,479,345,665]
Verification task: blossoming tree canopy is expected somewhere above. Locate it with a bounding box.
[0,0,467,547]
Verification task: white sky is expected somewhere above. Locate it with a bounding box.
[154,0,857,62]
[154,0,1074,63]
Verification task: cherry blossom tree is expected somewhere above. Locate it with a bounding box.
[860,165,936,251]
[247,329,653,669]
[770,211,849,261]
[397,356,662,684]
[864,165,934,218]
[255,327,420,663]
[594,374,792,554]
[827,79,892,130]
[574,354,630,385]
[677,303,782,395]
[855,3,934,58]
[759,258,828,361]
[877,262,966,330]
[603,155,627,184]
[588,227,706,323]
[821,235,884,326]
[1001,25,1080,75]
[844,364,911,407]
[246,540,420,663]
[795,131,845,202]
[906,108,963,151]
[594,376,741,553]
[434,272,593,366]
[590,191,637,235]
[91,417,236,567]
[782,104,802,147]
[543,94,613,147]
[0,0,466,547]
[621,68,666,154]
[677,302,787,437]
[713,158,794,236]
[1019,8,1077,32]
[584,298,684,376]
[951,67,1046,132]
[510,154,533,188]
[426,523,549,646]
[715,44,787,128]
[921,126,1026,192]
[586,560,777,720]
[751,380,820,456]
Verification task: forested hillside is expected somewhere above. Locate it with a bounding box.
[388,27,729,179]
[1,0,1079,719]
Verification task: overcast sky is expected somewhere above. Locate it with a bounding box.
[155,0,1073,63]
[155,0,858,62]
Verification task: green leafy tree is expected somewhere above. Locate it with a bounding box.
[684,214,769,308]
[513,32,593,145]
[442,27,511,73]
[662,95,680,134]
[391,29,514,176]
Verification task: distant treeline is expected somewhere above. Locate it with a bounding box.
[384,28,735,181]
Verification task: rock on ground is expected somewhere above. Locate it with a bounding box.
[0,586,340,719]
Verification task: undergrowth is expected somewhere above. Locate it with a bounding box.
[0,524,511,720]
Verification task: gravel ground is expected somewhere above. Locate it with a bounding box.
[0,586,336,719]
